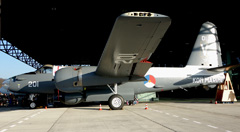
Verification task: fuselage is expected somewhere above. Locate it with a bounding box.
[8,66,225,93]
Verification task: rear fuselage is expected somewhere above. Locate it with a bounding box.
[132,66,225,94]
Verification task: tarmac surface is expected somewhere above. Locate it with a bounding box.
[0,99,240,132]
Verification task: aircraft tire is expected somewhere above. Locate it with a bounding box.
[29,102,36,109]
[108,94,124,110]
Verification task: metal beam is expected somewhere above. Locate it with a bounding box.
[0,39,42,69]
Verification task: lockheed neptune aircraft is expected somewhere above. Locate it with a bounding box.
[4,12,235,110]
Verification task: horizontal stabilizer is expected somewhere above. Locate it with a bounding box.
[207,64,240,72]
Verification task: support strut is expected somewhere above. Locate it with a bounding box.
[107,83,118,94]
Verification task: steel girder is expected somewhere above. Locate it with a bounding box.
[0,39,42,69]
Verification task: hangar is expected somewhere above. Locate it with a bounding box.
[1,1,240,98]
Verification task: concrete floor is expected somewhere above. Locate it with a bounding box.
[0,101,239,132]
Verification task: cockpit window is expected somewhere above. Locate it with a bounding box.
[36,66,53,74]
[11,76,16,82]
[44,67,53,74]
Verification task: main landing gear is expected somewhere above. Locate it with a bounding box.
[107,83,124,110]
[108,94,124,110]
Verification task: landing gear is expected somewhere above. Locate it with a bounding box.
[108,94,124,110]
[107,83,125,110]
[29,101,36,109]
[28,94,37,109]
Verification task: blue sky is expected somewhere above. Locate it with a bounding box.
[0,51,36,79]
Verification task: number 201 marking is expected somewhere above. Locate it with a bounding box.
[28,81,39,87]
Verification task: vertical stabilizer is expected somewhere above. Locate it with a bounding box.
[187,22,222,67]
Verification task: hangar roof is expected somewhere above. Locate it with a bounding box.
[2,1,240,66]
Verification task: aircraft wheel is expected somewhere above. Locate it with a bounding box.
[29,102,36,109]
[108,94,124,110]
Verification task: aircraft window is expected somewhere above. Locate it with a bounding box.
[35,68,42,74]
[11,76,16,82]
[36,68,43,74]
[44,68,53,74]
[35,67,53,74]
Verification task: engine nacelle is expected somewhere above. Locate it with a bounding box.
[55,67,83,93]
[55,66,129,93]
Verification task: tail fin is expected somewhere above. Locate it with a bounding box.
[186,22,222,67]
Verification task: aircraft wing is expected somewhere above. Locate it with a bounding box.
[96,12,171,77]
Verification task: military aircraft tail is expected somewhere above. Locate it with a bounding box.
[186,22,222,67]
